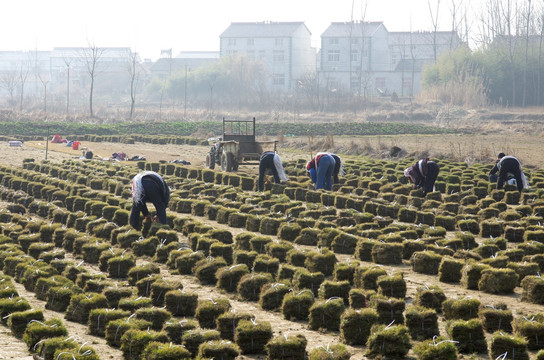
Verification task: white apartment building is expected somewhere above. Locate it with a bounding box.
[319,21,462,96]
[220,21,316,91]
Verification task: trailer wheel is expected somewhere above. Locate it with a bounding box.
[221,152,234,172]
[232,159,239,171]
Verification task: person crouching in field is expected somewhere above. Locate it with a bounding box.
[307,152,336,190]
[258,151,288,191]
[329,153,345,184]
[404,158,440,196]
[489,152,527,193]
[130,171,170,228]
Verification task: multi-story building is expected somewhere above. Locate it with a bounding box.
[319,21,462,96]
[220,21,316,91]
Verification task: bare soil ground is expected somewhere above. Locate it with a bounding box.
[1,131,544,359]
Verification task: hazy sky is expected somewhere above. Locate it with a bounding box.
[3,0,469,60]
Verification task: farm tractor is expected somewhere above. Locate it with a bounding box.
[206,117,277,172]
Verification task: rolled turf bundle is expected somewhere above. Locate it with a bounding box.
[282,289,315,321]
[478,303,513,333]
[135,307,171,331]
[286,248,307,267]
[45,286,76,312]
[216,264,250,292]
[105,317,151,348]
[340,308,379,345]
[371,242,403,265]
[438,256,464,283]
[233,250,258,269]
[442,297,480,320]
[349,288,374,309]
[489,332,529,360]
[162,318,198,344]
[22,318,68,350]
[34,336,78,360]
[308,298,345,331]
[333,260,359,285]
[140,341,192,359]
[304,249,337,276]
[293,269,325,296]
[376,273,406,299]
[461,262,491,290]
[176,251,206,275]
[194,256,227,285]
[164,289,198,317]
[318,227,342,248]
[521,275,544,304]
[216,311,253,341]
[195,297,231,329]
[277,264,302,281]
[404,305,439,340]
[413,285,447,313]
[7,308,44,338]
[237,272,274,301]
[266,333,307,360]
[107,255,136,279]
[446,318,487,354]
[88,308,130,337]
[513,316,544,350]
[235,319,273,354]
[354,266,387,290]
[507,261,539,285]
[197,339,241,360]
[371,295,405,325]
[120,328,169,360]
[318,280,350,304]
[127,263,160,285]
[365,324,412,359]
[118,296,153,313]
[478,268,518,294]
[103,286,133,309]
[182,329,222,356]
[309,343,351,360]
[412,336,458,360]
[410,250,442,275]
[252,255,280,276]
[64,293,108,324]
[278,222,302,242]
[402,240,426,260]
[259,282,291,311]
[266,241,293,263]
[480,220,504,238]
[250,236,273,253]
[294,228,320,246]
[259,217,282,235]
[331,232,359,254]
[150,279,182,307]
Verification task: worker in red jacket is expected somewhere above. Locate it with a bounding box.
[404,158,440,196]
[306,152,336,190]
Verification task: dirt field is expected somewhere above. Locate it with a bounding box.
[2,132,544,359]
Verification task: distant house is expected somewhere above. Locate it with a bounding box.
[319,21,463,96]
[147,51,219,79]
[219,21,316,91]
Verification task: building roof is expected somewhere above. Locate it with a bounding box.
[388,31,461,45]
[321,21,385,37]
[394,58,428,72]
[220,21,310,38]
[175,51,219,59]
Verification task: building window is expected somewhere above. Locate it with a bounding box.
[228,39,236,46]
[247,51,255,60]
[227,50,238,56]
[351,38,359,44]
[375,77,386,89]
[275,38,283,46]
[329,38,339,45]
[273,73,285,85]
[273,50,284,62]
[247,38,254,46]
[351,50,358,62]
[328,50,340,61]
[259,50,266,59]
[403,77,412,89]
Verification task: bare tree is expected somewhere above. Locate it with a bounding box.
[81,42,105,117]
[0,70,18,107]
[522,0,533,106]
[428,0,442,62]
[37,72,50,114]
[18,62,29,112]
[127,51,141,119]
[538,5,544,105]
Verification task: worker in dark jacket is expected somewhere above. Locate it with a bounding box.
[130,171,170,228]
[404,158,440,196]
[306,152,336,190]
[489,153,526,192]
[329,153,344,184]
[258,151,288,191]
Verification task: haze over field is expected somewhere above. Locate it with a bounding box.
[3,0,468,60]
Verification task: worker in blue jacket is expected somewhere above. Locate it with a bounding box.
[306,152,336,190]
[129,171,170,228]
